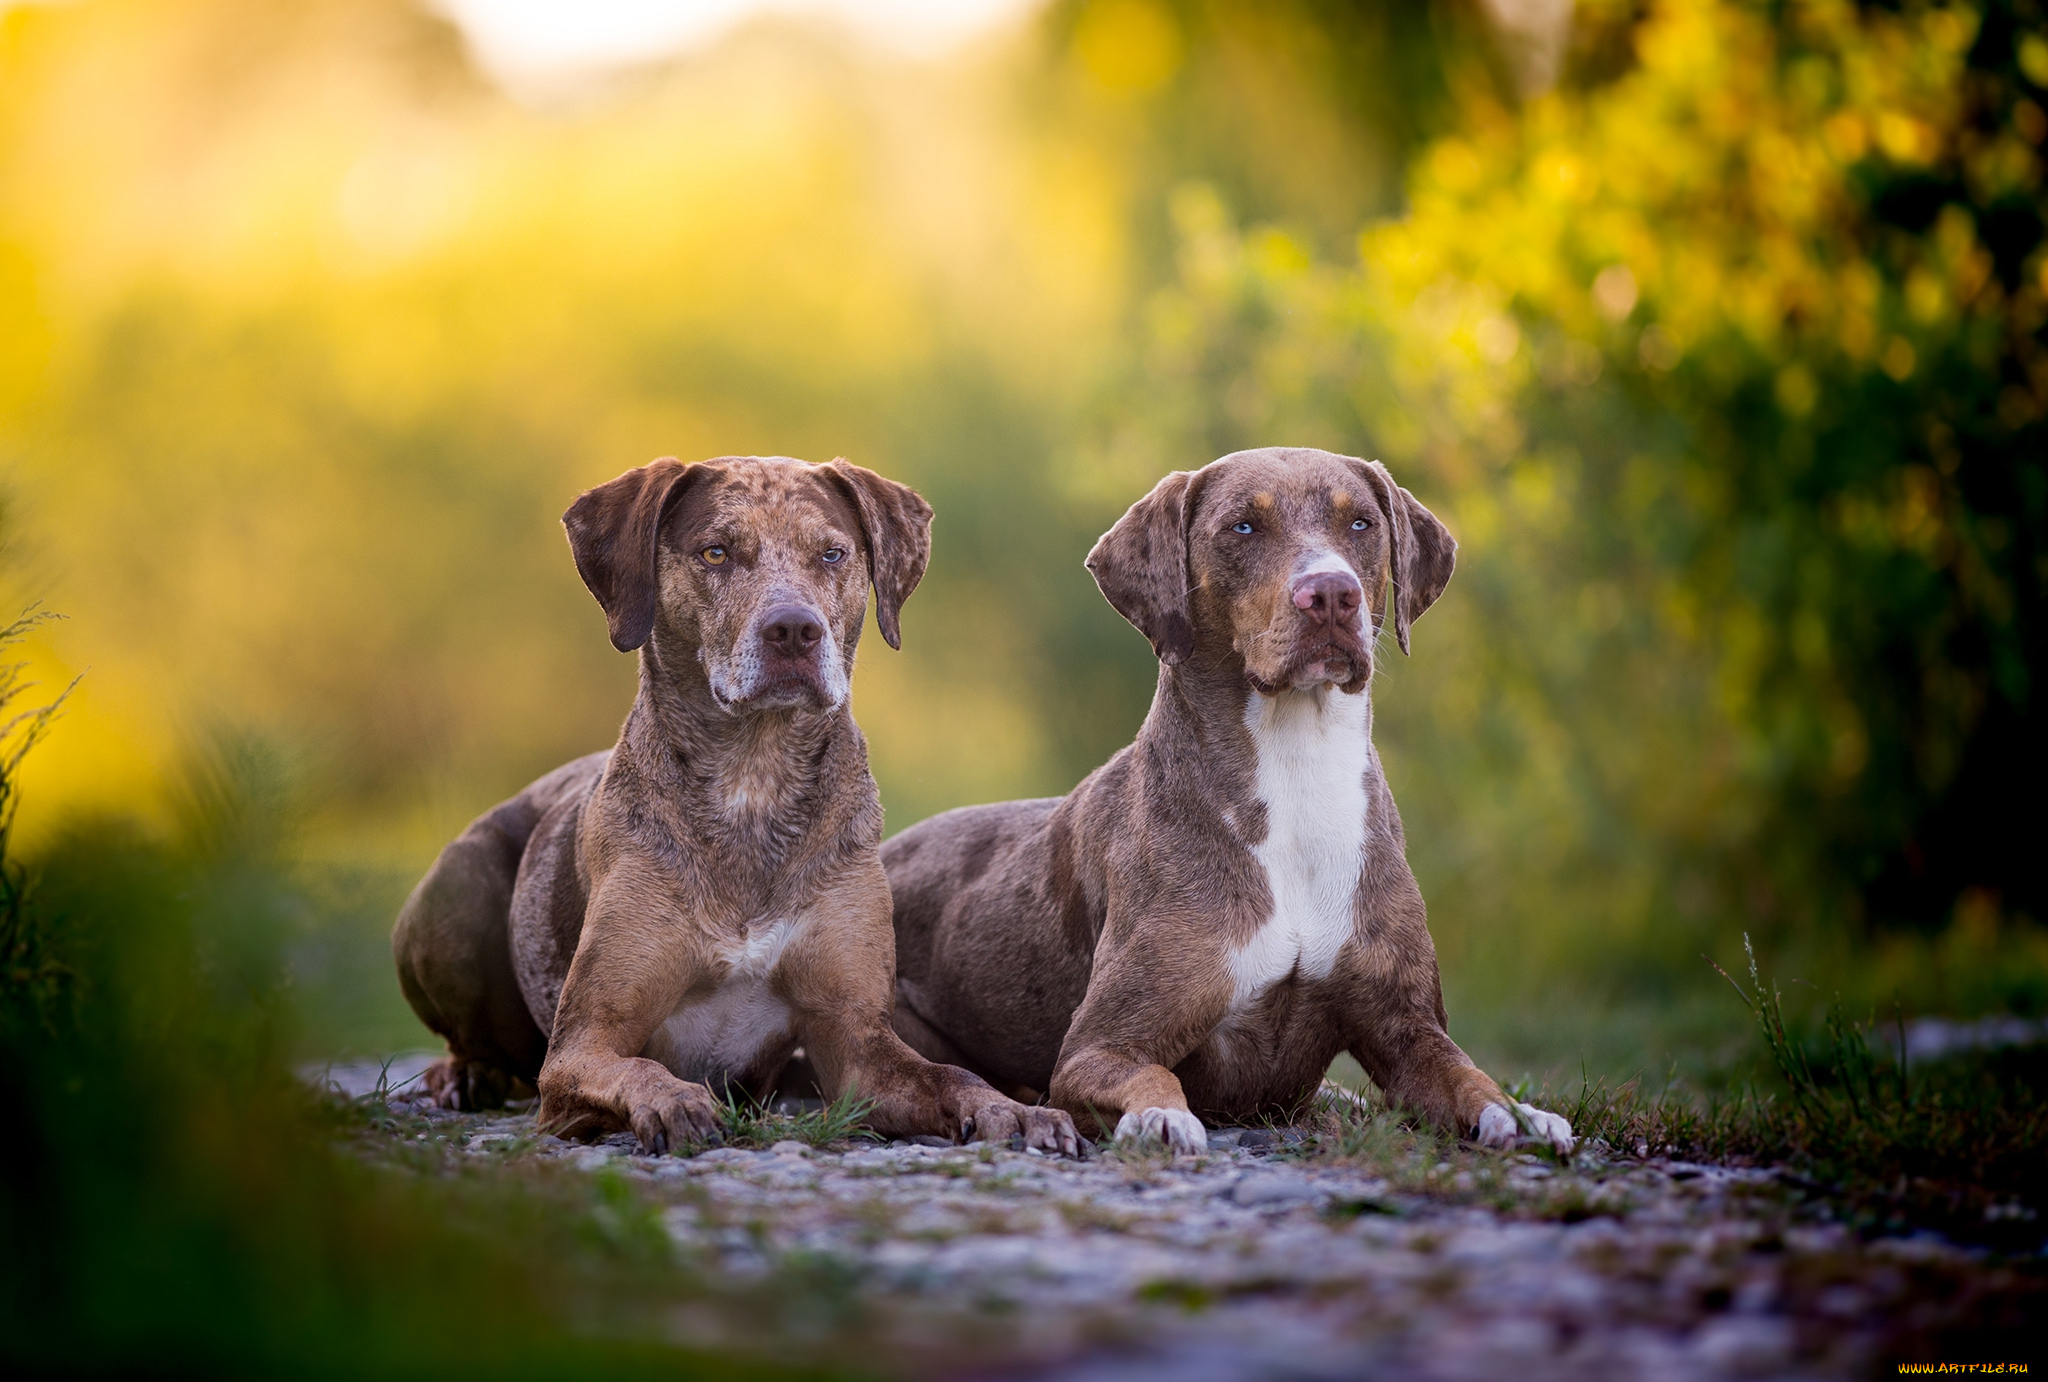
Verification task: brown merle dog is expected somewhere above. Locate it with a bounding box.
[884,446,1572,1155]
[393,454,1076,1155]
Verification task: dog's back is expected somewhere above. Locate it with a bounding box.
[884,793,1103,1092]
[885,797,1064,986]
[392,751,607,1103]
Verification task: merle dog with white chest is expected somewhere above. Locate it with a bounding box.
[883,446,1573,1155]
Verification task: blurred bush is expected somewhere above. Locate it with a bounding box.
[0,624,847,1374]
[1089,0,2048,1012]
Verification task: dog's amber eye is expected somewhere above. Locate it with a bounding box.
[1351,519,1370,531]
[1231,521,1254,535]
[822,547,846,565]
[701,546,727,566]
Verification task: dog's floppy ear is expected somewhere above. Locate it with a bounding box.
[1354,459,1456,655]
[1087,469,1201,665]
[820,458,933,650]
[562,457,707,653]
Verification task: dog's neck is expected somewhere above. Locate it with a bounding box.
[1136,653,1377,853]
[622,637,853,843]
[1146,652,1375,760]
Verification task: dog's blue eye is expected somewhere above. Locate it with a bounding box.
[1351,519,1369,531]
[822,547,846,564]
[1232,521,1254,535]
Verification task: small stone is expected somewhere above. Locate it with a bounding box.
[1690,1316,1792,1374]
[689,1147,753,1165]
[769,1139,810,1157]
[909,1135,953,1149]
[1467,1316,1554,1360]
[1230,1173,1322,1207]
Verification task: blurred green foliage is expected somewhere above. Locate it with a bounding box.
[0,622,841,1375]
[0,0,2044,1082]
[1091,0,2048,1007]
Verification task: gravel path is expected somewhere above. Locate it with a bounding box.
[312,1057,2037,1379]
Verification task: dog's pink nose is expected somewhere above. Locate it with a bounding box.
[1292,570,1362,625]
[760,605,825,656]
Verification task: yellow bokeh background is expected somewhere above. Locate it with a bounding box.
[2,0,1139,868]
[6,0,2045,1065]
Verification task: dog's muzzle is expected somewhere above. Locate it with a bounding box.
[1274,566,1370,692]
[741,601,845,709]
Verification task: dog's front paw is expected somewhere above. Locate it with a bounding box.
[1476,1101,1575,1153]
[1114,1106,1207,1157]
[627,1079,723,1155]
[963,1100,1080,1157]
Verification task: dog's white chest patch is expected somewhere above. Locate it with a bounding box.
[1228,687,1371,1010]
[647,916,802,1085]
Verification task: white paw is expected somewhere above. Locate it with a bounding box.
[1476,1101,1575,1153]
[1114,1106,1207,1156]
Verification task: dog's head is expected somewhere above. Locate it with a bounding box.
[563,455,931,713]
[1086,447,1454,695]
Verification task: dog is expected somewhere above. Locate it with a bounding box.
[393,454,1077,1155]
[882,446,1573,1155]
